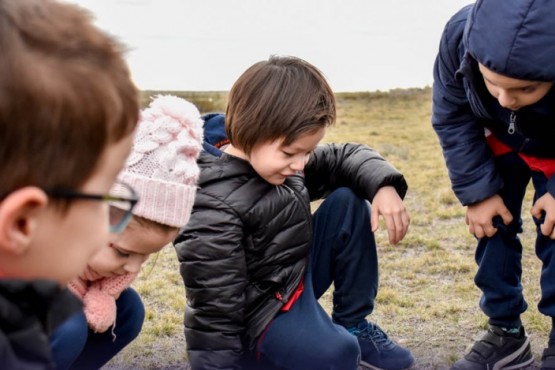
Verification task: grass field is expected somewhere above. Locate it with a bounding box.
[105,88,548,369]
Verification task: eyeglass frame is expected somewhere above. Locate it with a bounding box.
[45,181,139,233]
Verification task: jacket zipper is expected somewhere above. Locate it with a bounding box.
[275,288,287,303]
[275,183,311,303]
[508,111,516,134]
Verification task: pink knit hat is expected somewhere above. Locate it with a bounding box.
[112,95,203,227]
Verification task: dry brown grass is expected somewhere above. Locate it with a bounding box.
[105,88,547,369]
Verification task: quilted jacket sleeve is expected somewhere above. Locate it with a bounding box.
[431,6,503,205]
[304,143,408,203]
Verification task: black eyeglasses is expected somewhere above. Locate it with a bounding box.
[46,181,139,233]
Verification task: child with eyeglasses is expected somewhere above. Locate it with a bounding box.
[49,95,203,370]
[0,0,140,368]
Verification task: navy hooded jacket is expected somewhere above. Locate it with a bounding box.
[432,0,555,206]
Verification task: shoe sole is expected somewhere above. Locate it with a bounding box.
[359,338,532,370]
[359,360,412,370]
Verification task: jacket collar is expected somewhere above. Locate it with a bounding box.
[0,279,81,334]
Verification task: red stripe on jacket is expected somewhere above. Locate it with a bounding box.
[487,134,555,178]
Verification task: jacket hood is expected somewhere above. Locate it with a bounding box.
[463,0,555,82]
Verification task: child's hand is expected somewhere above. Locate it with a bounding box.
[371,186,410,245]
[466,194,512,238]
[531,192,555,238]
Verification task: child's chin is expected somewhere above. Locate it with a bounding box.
[81,268,102,281]
[266,175,286,185]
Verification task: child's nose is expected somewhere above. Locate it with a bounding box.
[290,158,305,171]
[497,90,516,109]
[124,257,142,274]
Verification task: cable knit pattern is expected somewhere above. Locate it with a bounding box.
[112,95,203,228]
[128,95,203,179]
[68,272,138,333]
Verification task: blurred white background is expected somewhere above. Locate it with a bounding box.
[69,0,473,92]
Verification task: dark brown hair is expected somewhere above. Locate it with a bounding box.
[225,55,336,155]
[0,0,139,196]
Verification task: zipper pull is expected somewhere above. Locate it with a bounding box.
[275,289,287,302]
[508,111,516,135]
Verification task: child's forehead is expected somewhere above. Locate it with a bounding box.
[113,218,177,255]
[479,64,540,87]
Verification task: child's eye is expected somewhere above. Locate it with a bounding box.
[110,243,130,258]
[116,249,130,258]
[282,151,294,157]
[521,86,536,93]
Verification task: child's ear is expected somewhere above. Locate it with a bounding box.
[0,187,48,255]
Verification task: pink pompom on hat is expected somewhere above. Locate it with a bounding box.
[112,95,203,228]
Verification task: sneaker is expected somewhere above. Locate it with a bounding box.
[349,320,414,370]
[541,345,555,370]
[450,325,533,370]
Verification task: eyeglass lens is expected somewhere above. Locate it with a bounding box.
[107,183,137,233]
[108,205,132,233]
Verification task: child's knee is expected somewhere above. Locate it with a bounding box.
[328,187,357,203]
[327,188,368,211]
[316,333,360,369]
[52,312,88,342]
[116,289,145,336]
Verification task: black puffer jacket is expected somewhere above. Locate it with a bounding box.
[0,279,81,369]
[174,143,407,370]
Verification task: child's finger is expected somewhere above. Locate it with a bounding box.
[541,215,555,237]
[531,204,541,219]
[371,206,379,232]
[383,215,398,245]
[499,206,513,225]
[392,213,406,244]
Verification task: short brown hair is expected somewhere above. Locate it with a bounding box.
[0,0,139,196]
[225,56,336,155]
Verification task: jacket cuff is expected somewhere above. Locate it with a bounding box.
[548,174,555,198]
